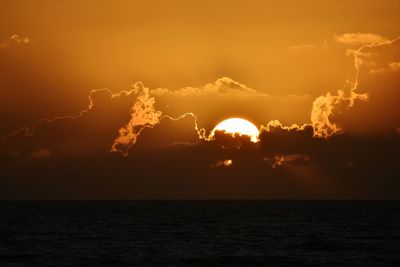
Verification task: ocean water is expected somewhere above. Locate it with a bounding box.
[0,201,399,266]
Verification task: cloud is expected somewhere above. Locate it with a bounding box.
[111,82,163,156]
[259,121,316,155]
[365,60,400,75]
[288,44,317,51]
[3,119,399,199]
[310,90,368,137]
[1,94,400,199]
[369,68,386,75]
[389,61,400,72]
[335,33,388,45]
[1,33,399,158]
[150,78,312,138]
[0,34,30,50]
[151,77,269,98]
[285,34,399,138]
[309,34,400,138]
[345,49,375,58]
[264,154,310,168]
[261,119,308,132]
[366,61,400,75]
[0,87,138,144]
[288,40,328,51]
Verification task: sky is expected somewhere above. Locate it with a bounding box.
[0,0,399,199]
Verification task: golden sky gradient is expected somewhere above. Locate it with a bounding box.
[0,1,399,199]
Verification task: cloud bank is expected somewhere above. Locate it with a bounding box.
[1,32,399,155]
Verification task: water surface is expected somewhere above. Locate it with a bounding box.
[0,201,399,266]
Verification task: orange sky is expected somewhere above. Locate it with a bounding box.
[1,0,399,132]
[0,1,399,199]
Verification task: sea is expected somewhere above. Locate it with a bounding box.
[0,201,399,266]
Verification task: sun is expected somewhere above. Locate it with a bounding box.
[211,118,260,142]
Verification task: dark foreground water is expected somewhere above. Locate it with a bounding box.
[0,201,399,266]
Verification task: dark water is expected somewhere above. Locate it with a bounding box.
[0,201,399,266]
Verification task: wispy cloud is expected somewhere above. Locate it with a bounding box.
[288,44,317,51]
[0,34,30,50]
[335,32,388,45]
[369,68,386,75]
[288,40,328,51]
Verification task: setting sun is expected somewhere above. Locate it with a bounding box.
[211,118,260,142]
[0,2,399,265]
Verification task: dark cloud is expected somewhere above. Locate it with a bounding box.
[1,111,399,200]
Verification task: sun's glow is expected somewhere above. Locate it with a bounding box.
[211,118,260,142]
